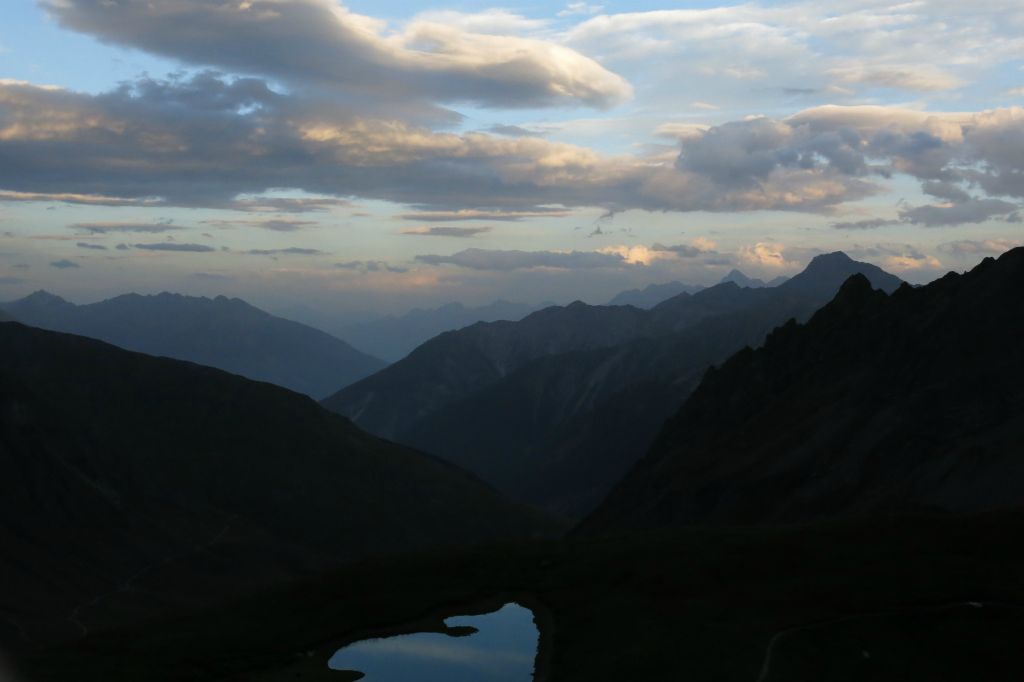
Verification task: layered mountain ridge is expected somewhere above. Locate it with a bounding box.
[326,252,903,517]
[0,290,384,398]
[583,247,1024,533]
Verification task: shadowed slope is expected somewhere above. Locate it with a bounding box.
[341,253,902,517]
[584,248,1024,533]
[0,322,551,648]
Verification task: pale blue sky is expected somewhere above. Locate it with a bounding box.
[1,0,1022,316]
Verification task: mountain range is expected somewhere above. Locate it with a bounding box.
[583,247,1024,533]
[326,252,903,517]
[606,280,705,308]
[0,291,385,399]
[325,299,543,361]
[0,321,549,645]
[719,269,790,288]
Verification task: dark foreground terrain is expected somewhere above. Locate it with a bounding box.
[12,510,1024,682]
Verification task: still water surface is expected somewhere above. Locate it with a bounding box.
[328,602,538,681]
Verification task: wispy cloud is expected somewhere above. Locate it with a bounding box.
[401,226,492,238]
[134,242,215,252]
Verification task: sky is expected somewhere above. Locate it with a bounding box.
[1,0,1022,317]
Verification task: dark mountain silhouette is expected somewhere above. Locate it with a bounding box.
[0,290,385,398]
[330,299,541,361]
[327,253,903,517]
[718,269,790,288]
[583,247,1024,534]
[0,322,550,644]
[607,281,704,308]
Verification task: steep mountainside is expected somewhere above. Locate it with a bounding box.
[329,253,903,517]
[607,281,704,308]
[0,291,384,398]
[0,322,549,645]
[583,248,1024,533]
[323,301,659,438]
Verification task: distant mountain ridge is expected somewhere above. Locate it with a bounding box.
[329,299,542,361]
[607,281,704,308]
[583,247,1024,533]
[718,269,789,288]
[0,290,385,398]
[326,252,904,517]
[0,321,550,645]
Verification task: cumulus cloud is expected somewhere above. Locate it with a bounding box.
[50,259,79,268]
[134,243,216,252]
[41,0,630,110]
[400,226,491,237]
[738,242,794,269]
[415,248,625,270]
[3,74,1024,220]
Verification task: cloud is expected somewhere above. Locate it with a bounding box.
[566,1,1023,97]
[399,208,571,221]
[738,242,794,269]
[41,0,631,110]
[937,239,1022,257]
[401,226,492,237]
[0,190,163,206]
[483,125,545,138]
[655,122,710,141]
[559,2,604,17]
[50,259,79,269]
[229,196,351,213]
[3,74,1024,218]
[831,218,899,230]
[898,199,1019,227]
[846,242,943,272]
[204,218,318,232]
[134,242,216,252]
[193,271,233,280]
[336,260,408,273]
[76,241,107,250]
[650,238,718,258]
[246,247,324,256]
[70,221,178,234]
[415,248,625,270]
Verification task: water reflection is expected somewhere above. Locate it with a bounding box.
[328,602,538,681]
